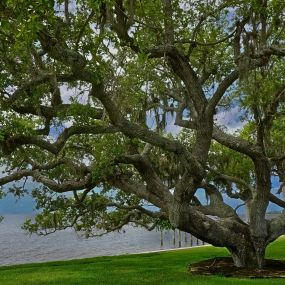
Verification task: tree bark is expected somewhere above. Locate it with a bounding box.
[169,199,268,268]
[228,241,266,268]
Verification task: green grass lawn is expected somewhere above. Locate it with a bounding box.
[1,239,285,285]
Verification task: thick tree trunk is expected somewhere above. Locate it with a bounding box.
[169,189,268,269]
[228,241,266,268]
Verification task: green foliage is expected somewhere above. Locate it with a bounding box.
[0,112,40,137]
[270,117,285,157]
[91,134,127,182]
[63,103,99,123]
[0,188,6,199]
[23,184,152,238]
[178,128,254,199]
[155,217,173,230]
[209,142,254,184]
[8,184,28,199]
[1,0,285,254]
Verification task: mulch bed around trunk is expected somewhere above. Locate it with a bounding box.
[188,257,285,278]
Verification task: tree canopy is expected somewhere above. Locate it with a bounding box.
[1,0,285,269]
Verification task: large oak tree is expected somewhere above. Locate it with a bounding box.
[1,0,285,269]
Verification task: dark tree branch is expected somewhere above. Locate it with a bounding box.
[207,70,239,115]
[0,169,33,186]
[1,125,118,155]
[75,9,95,50]
[115,154,170,202]
[263,84,285,129]
[177,30,235,46]
[64,0,70,24]
[196,182,240,219]
[37,29,87,71]
[32,171,93,193]
[0,169,94,193]
[212,127,262,159]
[269,193,285,208]
[107,172,168,211]
[162,0,174,44]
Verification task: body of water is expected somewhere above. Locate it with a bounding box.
[0,215,203,266]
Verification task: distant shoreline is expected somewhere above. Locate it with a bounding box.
[128,244,211,255]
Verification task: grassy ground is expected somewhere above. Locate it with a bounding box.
[1,239,285,285]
